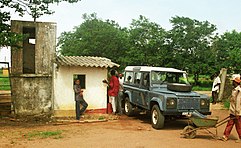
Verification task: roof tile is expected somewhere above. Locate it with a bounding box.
[56,56,119,68]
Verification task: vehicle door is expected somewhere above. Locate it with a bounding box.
[138,72,150,109]
[131,71,142,105]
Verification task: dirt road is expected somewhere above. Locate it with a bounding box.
[0,108,240,148]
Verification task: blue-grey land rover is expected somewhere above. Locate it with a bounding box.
[123,66,211,129]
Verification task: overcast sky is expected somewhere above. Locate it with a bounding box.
[1,0,241,63]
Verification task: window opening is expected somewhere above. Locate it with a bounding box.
[134,72,141,85]
[124,71,133,84]
[23,27,35,74]
[141,72,150,88]
[73,74,86,89]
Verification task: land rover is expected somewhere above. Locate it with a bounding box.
[123,66,211,129]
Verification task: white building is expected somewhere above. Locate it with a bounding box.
[54,56,119,117]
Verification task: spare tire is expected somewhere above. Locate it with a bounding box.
[167,83,192,92]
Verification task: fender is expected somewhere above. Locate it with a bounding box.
[124,90,133,102]
[150,97,164,111]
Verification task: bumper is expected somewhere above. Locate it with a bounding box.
[163,110,211,116]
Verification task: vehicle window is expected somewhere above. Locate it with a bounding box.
[141,72,150,88]
[151,71,189,85]
[124,71,134,84]
[166,72,189,84]
[151,71,164,84]
[134,72,141,85]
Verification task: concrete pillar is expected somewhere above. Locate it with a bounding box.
[218,68,227,102]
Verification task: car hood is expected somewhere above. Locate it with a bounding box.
[151,87,203,97]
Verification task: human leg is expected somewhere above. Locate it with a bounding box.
[117,92,123,114]
[223,115,235,139]
[234,116,241,141]
[75,101,80,120]
[111,96,116,113]
[109,96,113,103]
[79,99,88,115]
[212,91,218,104]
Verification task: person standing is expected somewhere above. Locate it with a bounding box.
[117,73,124,115]
[74,79,88,120]
[211,72,221,104]
[106,69,119,114]
[222,76,241,143]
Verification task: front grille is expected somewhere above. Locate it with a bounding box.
[177,98,199,110]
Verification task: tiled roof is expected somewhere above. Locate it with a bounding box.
[56,56,119,68]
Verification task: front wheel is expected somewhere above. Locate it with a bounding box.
[124,97,134,116]
[182,125,196,139]
[151,104,165,129]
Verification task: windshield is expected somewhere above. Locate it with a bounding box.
[151,71,189,86]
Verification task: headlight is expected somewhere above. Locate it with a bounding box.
[200,99,208,108]
[167,98,176,109]
[200,100,206,106]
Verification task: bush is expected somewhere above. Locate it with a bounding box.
[223,99,230,109]
[189,75,212,91]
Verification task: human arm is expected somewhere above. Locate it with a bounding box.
[74,85,80,93]
[214,77,221,88]
[235,89,241,117]
[109,78,114,88]
[214,83,220,88]
[74,85,83,96]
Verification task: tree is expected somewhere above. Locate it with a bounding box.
[125,15,167,66]
[212,30,241,74]
[0,0,81,47]
[167,16,217,84]
[58,13,129,64]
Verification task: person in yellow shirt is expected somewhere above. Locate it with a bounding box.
[222,75,241,143]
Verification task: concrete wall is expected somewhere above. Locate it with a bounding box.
[11,77,52,115]
[11,20,56,116]
[11,21,56,75]
[54,66,108,117]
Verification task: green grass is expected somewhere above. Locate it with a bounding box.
[26,130,63,140]
[192,86,212,91]
[0,72,11,90]
[98,116,105,120]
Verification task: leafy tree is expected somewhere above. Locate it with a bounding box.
[125,15,167,66]
[0,0,81,47]
[58,13,129,65]
[167,16,217,84]
[212,30,241,74]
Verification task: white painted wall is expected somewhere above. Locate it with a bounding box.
[54,65,108,111]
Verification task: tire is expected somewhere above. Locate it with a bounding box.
[124,97,134,116]
[183,125,197,139]
[151,104,165,129]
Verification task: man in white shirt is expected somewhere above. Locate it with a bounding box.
[211,72,221,104]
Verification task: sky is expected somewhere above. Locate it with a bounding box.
[1,0,241,64]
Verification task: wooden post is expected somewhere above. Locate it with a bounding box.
[218,68,227,102]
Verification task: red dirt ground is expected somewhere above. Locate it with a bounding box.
[0,106,241,148]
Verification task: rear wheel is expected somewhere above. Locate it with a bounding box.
[124,97,134,116]
[183,125,196,139]
[151,104,165,129]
